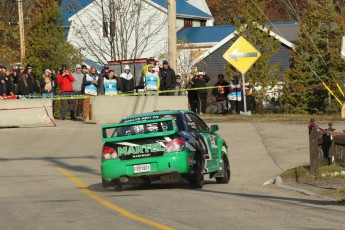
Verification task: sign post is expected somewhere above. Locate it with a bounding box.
[223,36,261,115]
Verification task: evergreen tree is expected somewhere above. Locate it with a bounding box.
[26,0,81,76]
[225,0,281,110]
[281,0,345,114]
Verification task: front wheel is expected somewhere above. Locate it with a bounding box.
[216,153,231,184]
[190,154,204,188]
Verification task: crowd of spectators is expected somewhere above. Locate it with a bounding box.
[0,59,256,118]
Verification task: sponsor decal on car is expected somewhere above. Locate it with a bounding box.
[117,143,165,155]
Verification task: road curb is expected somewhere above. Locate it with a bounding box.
[274,176,338,201]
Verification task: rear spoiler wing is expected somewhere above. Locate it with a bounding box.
[102,117,177,142]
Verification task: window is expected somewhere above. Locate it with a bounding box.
[184,19,193,27]
[201,21,206,27]
[185,114,209,132]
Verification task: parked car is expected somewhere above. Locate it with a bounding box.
[101,110,230,190]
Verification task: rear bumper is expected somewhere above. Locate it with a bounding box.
[101,151,195,181]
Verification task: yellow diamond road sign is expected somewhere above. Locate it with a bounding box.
[223,36,261,75]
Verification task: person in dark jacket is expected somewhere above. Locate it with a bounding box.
[212,74,229,114]
[159,60,176,96]
[187,75,200,114]
[18,66,34,97]
[119,65,134,93]
[193,71,210,114]
[25,64,39,96]
[3,69,15,96]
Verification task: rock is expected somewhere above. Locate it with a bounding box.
[321,173,327,177]
[334,172,339,176]
[340,171,345,175]
[263,179,274,185]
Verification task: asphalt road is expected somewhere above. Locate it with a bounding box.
[1,120,344,230]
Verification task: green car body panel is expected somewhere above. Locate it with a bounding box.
[101,110,230,187]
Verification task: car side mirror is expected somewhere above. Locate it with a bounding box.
[210,124,220,132]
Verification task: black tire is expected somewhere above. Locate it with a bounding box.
[102,178,122,191]
[216,153,231,184]
[190,154,204,188]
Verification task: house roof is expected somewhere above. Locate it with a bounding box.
[190,21,300,66]
[177,25,236,43]
[179,21,299,45]
[152,0,212,19]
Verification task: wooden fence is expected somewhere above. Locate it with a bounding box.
[308,118,345,174]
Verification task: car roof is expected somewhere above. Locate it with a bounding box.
[123,110,191,121]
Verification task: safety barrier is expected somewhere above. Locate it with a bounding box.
[308,119,345,174]
[0,99,55,128]
[88,96,188,123]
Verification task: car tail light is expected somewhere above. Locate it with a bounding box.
[102,147,118,160]
[166,137,186,153]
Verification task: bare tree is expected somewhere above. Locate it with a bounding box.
[67,0,167,64]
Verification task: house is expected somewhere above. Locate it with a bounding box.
[177,21,300,78]
[63,0,213,66]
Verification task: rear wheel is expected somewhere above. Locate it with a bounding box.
[216,153,231,184]
[190,154,204,188]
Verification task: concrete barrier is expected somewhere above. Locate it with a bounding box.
[89,96,189,123]
[0,99,55,128]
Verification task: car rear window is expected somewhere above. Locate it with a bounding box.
[112,120,175,137]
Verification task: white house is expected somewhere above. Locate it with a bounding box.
[65,0,213,65]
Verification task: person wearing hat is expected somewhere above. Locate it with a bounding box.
[144,64,160,96]
[18,65,35,97]
[159,60,176,96]
[141,57,155,78]
[57,64,76,120]
[25,64,39,96]
[119,65,134,93]
[228,71,243,114]
[100,69,118,96]
[192,71,210,114]
[39,69,56,98]
[72,64,84,117]
[100,64,110,79]
[212,74,229,115]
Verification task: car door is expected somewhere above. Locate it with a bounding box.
[184,113,219,171]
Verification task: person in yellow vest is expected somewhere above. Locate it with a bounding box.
[144,64,160,96]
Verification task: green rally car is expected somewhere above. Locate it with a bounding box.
[101,110,230,190]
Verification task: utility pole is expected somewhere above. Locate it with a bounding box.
[167,0,176,70]
[18,0,25,62]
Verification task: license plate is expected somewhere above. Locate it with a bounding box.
[133,164,151,173]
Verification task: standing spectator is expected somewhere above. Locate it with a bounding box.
[18,66,34,97]
[228,71,243,114]
[174,74,183,96]
[3,69,15,96]
[144,64,159,96]
[193,71,210,114]
[25,65,39,96]
[212,74,229,115]
[159,60,176,96]
[100,64,110,78]
[72,64,84,118]
[101,69,118,95]
[11,68,20,95]
[82,66,100,120]
[40,69,56,98]
[57,64,76,120]
[186,75,200,114]
[119,65,134,93]
[142,57,155,78]
[0,65,5,96]
[153,59,160,76]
